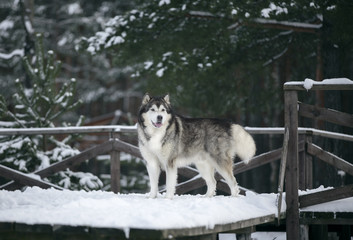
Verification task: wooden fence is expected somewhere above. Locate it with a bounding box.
[1,86,353,239]
[0,125,289,194]
[283,81,353,240]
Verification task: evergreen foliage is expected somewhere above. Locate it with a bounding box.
[81,1,353,124]
[0,33,102,191]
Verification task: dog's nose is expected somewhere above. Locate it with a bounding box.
[157,115,163,122]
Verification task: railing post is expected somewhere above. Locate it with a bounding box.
[299,133,305,190]
[284,90,299,240]
[110,132,120,194]
[304,132,313,190]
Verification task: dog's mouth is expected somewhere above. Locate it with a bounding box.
[152,120,163,128]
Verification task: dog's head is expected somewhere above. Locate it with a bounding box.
[138,94,173,129]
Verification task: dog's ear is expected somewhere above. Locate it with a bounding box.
[164,94,170,104]
[142,93,150,105]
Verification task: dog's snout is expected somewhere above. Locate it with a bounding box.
[157,115,163,121]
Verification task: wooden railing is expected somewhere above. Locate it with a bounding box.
[2,125,351,195]
[283,80,353,240]
[0,125,297,195]
[0,126,137,193]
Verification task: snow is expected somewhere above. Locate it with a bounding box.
[144,61,153,70]
[303,78,353,90]
[0,49,24,60]
[261,3,288,18]
[0,187,283,238]
[158,0,171,7]
[0,18,14,31]
[67,2,83,15]
[1,186,352,238]
[156,68,166,77]
[299,186,353,212]
[285,78,353,90]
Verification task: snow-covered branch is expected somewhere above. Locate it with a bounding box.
[0,49,24,60]
[228,18,322,33]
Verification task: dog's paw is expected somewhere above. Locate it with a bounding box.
[204,190,216,198]
[148,192,157,199]
[165,193,174,199]
[231,186,240,197]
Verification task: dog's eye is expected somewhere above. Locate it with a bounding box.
[151,109,155,112]
[161,109,165,112]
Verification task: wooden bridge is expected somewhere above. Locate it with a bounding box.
[0,80,352,239]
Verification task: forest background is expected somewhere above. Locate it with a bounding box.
[0,0,352,193]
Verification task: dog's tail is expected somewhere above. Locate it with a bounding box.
[231,124,256,164]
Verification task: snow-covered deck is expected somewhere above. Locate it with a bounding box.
[1,187,353,239]
[0,187,282,239]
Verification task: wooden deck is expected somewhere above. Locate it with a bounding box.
[0,214,277,240]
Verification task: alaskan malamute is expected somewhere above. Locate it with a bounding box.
[137,94,256,198]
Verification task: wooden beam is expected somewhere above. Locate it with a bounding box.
[0,125,137,135]
[1,140,114,190]
[112,138,142,159]
[110,150,120,193]
[36,140,114,177]
[299,184,353,208]
[0,164,63,190]
[307,142,353,177]
[1,213,277,240]
[284,82,353,91]
[300,212,353,225]
[298,102,353,128]
[277,127,289,224]
[284,90,299,240]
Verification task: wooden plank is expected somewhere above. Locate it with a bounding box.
[284,90,299,240]
[0,125,137,135]
[1,140,114,190]
[178,166,199,179]
[36,140,114,177]
[307,143,353,176]
[299,184,353,208]
[127,215,276,239]
[300,212,353,225]
[298,135,306,191]
[232,148,282,175]
[0,164,63,190]
[110,150,120,193]
[284,82,353,91]
[1,213,277,240]
[234,141,304,176]
[277,127,289,224]
[298,102,353,128]
[304,134,313,189]
[112,138,142,159]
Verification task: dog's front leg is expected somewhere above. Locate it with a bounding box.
[165,165,177,199]
[146,160,160,198]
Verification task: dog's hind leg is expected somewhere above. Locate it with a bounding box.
[195,161,216,197]
[215,160,240,197]
[146,159,160,198]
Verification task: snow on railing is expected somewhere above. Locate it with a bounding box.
[284,78,353,91]
[0,125,352,142]
[0,125,138,135]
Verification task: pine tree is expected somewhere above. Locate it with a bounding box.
[0,33,102,191]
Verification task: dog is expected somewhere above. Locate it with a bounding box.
[137,94,256,198]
